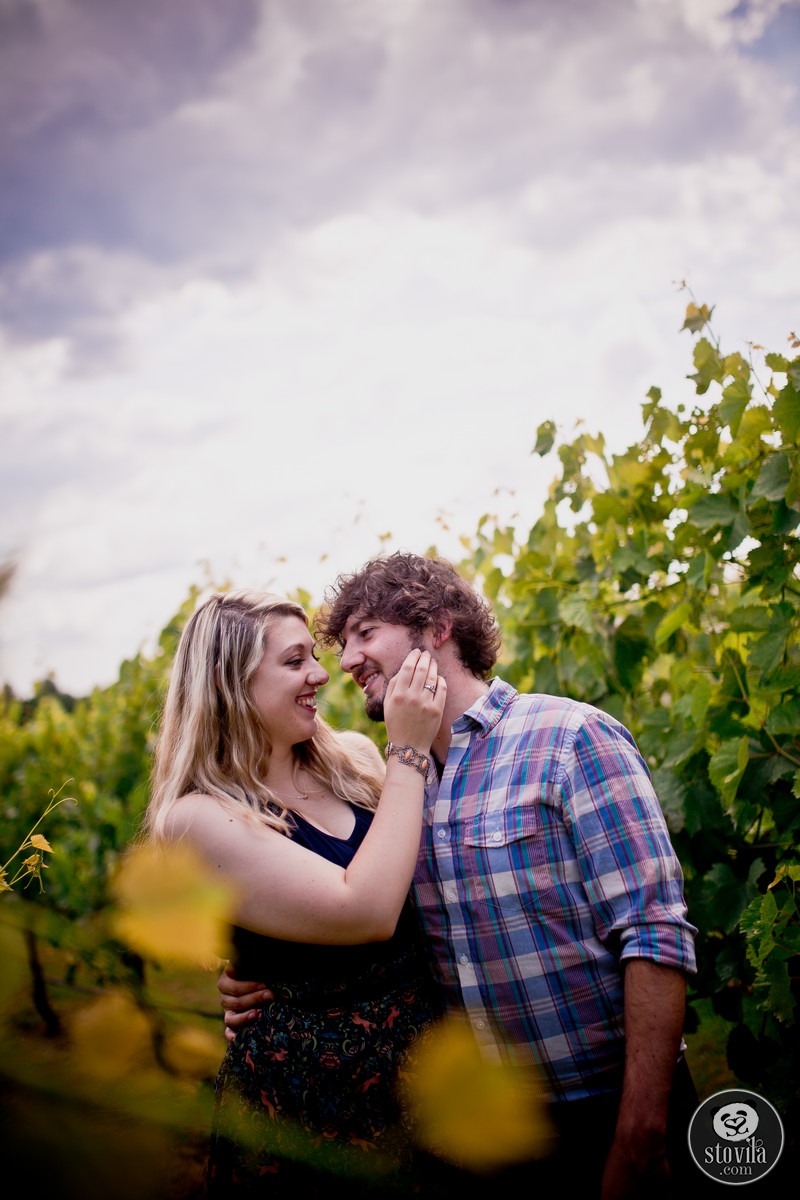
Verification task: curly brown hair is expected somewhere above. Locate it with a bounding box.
[315,552,501,679]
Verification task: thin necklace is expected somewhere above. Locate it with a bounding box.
[269,765,324,802]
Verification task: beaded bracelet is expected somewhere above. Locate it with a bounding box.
[384,742,431,778]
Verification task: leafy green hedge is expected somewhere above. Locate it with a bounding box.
[456,298,800,1117]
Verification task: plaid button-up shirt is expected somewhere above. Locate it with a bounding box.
[412,678,697,1101]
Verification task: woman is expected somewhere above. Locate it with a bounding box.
[143,589,446,1197]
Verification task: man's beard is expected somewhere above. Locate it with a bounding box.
[364,690,385,722]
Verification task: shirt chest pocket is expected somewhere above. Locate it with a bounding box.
[462,803,539,848]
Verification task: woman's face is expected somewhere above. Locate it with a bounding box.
[249,614,329,750]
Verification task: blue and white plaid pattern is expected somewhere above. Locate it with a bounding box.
[412,678,698,1101]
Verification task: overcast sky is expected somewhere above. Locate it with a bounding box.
[1,0,799,697]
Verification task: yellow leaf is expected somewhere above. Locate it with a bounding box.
[402,1016,554,1171]
[110,842,236,966]
[162,1023,223,1080]
[29,834,52,851]
[67,991,155,1080]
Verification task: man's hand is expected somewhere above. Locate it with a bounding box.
[601,1126,670,1198]
[217,961,271,1044]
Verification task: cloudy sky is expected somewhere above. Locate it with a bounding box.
[1,0,799,697]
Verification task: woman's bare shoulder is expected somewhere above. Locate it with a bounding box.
[163,791,225,838]
[336,729,384,770]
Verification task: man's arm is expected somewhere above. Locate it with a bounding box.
[601,959,687,1199]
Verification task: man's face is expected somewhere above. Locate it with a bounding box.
[339,614,424,721]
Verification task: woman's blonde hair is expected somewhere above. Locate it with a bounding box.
[144,589,383,842]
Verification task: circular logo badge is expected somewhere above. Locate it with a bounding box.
[688,1088,784,1185]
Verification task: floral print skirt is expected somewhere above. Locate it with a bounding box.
[206,950,442,1197]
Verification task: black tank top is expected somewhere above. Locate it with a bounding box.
[230,804,428,991]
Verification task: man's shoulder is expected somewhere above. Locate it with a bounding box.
[495,679,588,720]
[491,681,628,741]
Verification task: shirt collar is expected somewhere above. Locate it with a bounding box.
[451,676,517,736]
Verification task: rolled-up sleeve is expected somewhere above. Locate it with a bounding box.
[562,710,697,975]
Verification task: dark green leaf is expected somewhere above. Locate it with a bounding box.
[765,698,800,735]
[772,381,800,444]
[727,605,774,632]
[532,420,556,456]
[687,492,737,531]
[751,453,791,502]
[688,337,723,392]
[720,377,752,435]
[702,861,751,933]
[650,766,688,833]
[747,628,790,674]
[708,737,749,808]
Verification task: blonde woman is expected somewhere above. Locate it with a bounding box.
[144,589,446,1197]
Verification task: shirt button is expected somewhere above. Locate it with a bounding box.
[436,828,447,839]
[445,887,457,901]
[459,954,469,964]
[475,1020,485,1029]
[492,831,502,842]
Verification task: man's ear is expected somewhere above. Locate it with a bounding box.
[431,615,453,648]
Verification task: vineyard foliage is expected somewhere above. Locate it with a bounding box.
[457,300,800,1113]
[1,299,799,1153]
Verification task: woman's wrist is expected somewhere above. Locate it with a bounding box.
[384,742,431,778]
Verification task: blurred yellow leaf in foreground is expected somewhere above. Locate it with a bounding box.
[162,1023,223,1080]
[403,1015,554,1172]
[111,841,235,966]
[68,990,155,1080]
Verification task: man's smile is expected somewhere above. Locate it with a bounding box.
[356,668,381,693]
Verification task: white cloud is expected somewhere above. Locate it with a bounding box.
[638,0,796,48]
[1,0,798,694]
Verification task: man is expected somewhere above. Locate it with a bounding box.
[218,552,701,1198]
